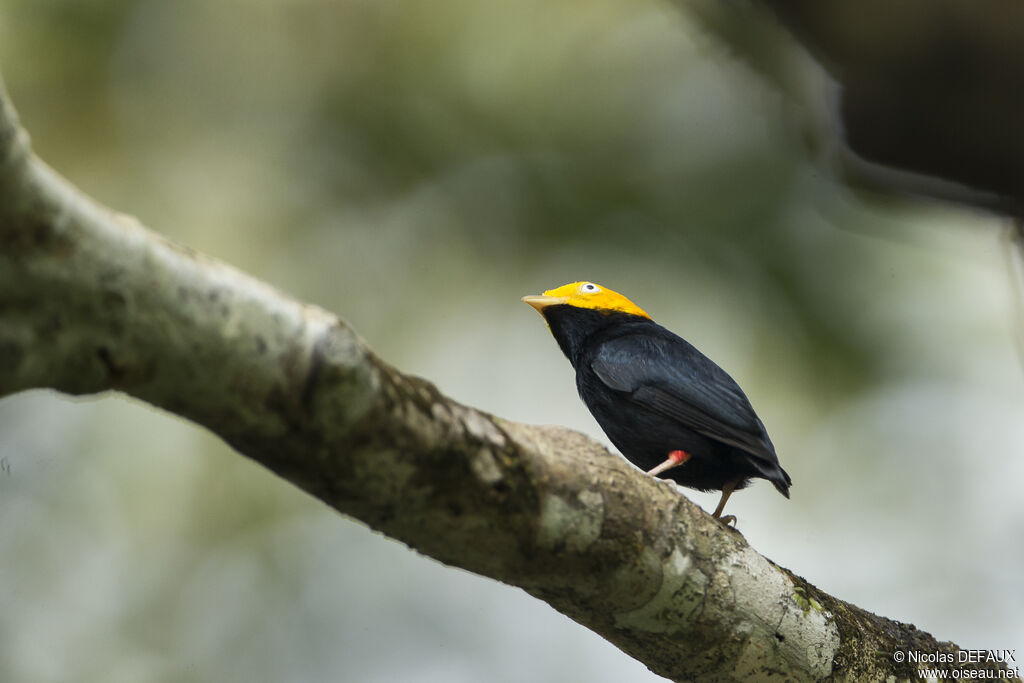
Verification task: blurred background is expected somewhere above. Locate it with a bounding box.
[1,0,1022,681]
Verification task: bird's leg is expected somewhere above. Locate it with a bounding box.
[712,480,738,526]
[646,450,691,477]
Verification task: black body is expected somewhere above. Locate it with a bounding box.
[543,305,791,496]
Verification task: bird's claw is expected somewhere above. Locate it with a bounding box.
[716,514,737,528]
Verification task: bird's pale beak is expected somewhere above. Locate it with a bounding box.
[521,294,567,312]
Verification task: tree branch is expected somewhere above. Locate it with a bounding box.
[0,74,1015,682]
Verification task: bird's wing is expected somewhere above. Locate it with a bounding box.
[590,333,776,461]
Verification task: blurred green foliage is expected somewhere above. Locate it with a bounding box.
[4,0,885,391]
[1,1,1021,681]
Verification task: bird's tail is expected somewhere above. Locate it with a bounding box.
[748,456,792,498]
[771,465,792,499]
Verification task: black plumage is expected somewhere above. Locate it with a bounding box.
[526,283,790,521]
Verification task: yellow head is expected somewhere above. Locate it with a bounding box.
[521,281,651,319]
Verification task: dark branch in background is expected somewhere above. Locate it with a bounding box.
[756,0,1024,211]
[685,0,1023,213]
[0,71,1016,683]
[684,0,1024,379]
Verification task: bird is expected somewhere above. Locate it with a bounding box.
[522,281,790,524]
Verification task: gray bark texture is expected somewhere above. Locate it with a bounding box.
[0,74,1017,682]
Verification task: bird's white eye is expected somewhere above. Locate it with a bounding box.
[580,283,600,293]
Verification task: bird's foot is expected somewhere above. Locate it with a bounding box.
[711,480,738,522]
[647,450,690,477]
[716,514,737,528]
